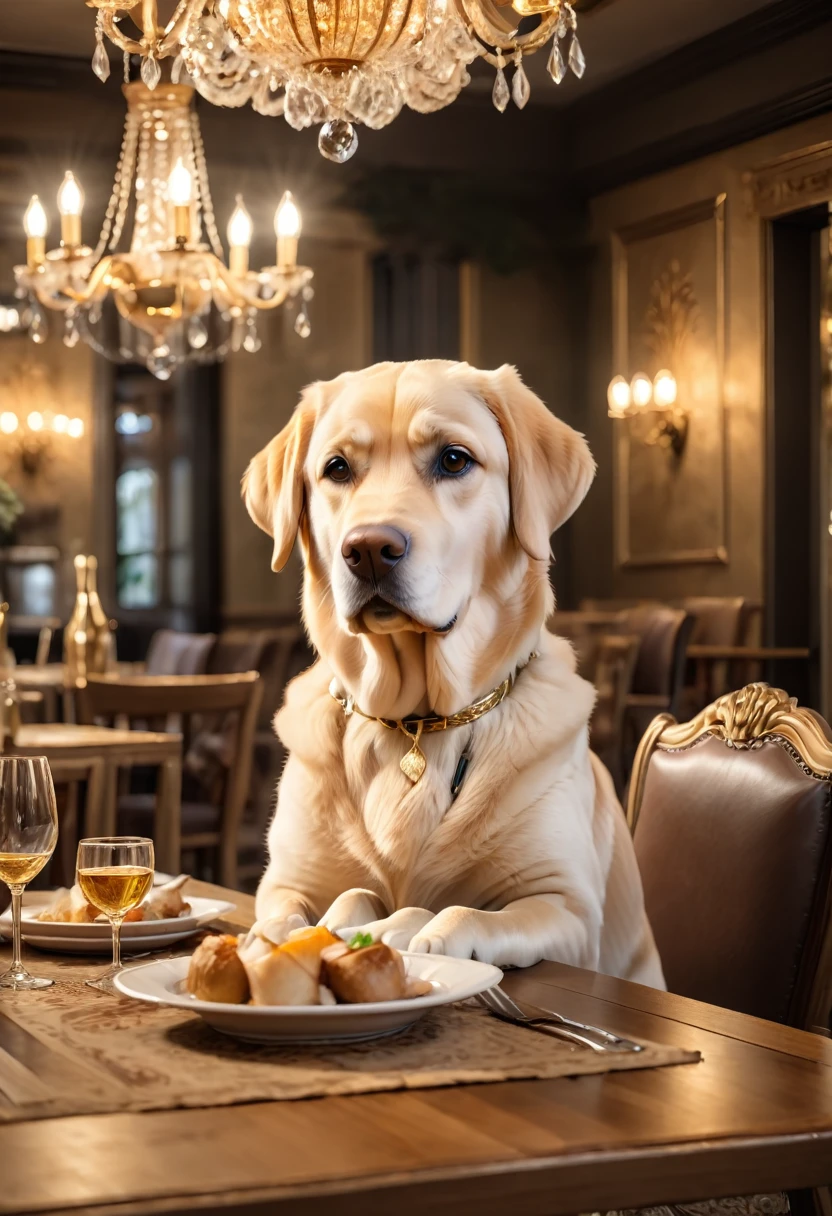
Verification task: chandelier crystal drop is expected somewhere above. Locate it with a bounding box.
[85,0,586,161]
[14,82,313,378]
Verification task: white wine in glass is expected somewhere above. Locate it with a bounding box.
[77,836,154,992]
[0,756,59,990]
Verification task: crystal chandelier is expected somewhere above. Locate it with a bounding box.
[85,0,585,163]
[14,80,314,379]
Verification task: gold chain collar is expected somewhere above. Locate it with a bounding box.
[329,653,536,786]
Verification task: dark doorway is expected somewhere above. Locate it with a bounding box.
[372,254,460,362]
[767,204,828,708]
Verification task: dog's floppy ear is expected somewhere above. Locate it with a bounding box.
[242,389,318,572]
[475,364,596,562]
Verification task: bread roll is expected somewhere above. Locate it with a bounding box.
[282,925,342,977]
[324,942,407,1004]
[246,947,319,1006]
[187,935,250,1004]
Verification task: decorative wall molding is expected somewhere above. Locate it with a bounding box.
[612,194,728,569]
[743,139,832,217]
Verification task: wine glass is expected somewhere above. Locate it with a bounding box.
[0,756,59,990]
[77,836,154,993]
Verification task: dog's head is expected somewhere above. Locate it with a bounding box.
[243,361,594,643]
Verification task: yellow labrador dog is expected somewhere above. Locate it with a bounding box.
[243,360,664,983]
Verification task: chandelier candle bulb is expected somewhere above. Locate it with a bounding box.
[227,196,253,275]
[57,172,84,248]
[168,158,193,243]
[23,196,47,268]
[275,192,301,270]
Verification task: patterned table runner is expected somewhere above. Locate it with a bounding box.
[0,951,699,1123]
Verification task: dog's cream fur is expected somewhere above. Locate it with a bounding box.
[243,360,664,984]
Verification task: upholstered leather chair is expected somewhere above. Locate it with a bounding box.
[144,629,216,676]
[628,683,832,1033]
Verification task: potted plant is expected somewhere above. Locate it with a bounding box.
[0,479,23,548]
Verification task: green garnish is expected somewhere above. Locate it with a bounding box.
[349,931,374,950]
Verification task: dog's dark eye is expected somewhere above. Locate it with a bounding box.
[437,447,472,478]
[324,456,351,483]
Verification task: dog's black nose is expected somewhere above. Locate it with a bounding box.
[341,525,410,580]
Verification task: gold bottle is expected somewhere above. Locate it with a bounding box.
[84,556,116,674]
[64,555,115,686]
[0,601,14,670]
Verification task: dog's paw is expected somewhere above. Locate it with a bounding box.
[319,888,388,933]
[408,906,483,960]
[339,907,434,951]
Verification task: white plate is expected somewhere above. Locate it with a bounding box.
[20,928,202,955]
[0,894,236,952]
[115,953,503,1043]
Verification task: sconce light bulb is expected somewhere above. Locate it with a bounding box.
[52,413,69,434]
[67,417,85,438]
[23,195,48,239]
[653,369,678,407]
[168,157,193,207]
[57,171,84,217]
[274,191,301,239]
[0,412,19,435]
[27,411,44,432]
[630,372,653,409]
[607,375,632,416]
[227,195,253,248]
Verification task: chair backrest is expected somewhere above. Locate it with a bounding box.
[679,597,746,646]
[145,630,216,676]
[77,673,263,881]
[618,604,693,711]
[628,683,832,1032]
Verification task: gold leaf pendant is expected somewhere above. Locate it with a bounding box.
[399,720,426,784]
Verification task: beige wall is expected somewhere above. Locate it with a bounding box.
[573,111,832,608]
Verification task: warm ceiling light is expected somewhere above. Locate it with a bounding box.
[27,411,44,432]
[57,172,84,217]
[630,373,653,409]
[86,0,586,161]
[227,197,253,249]
[14,84,314,378]
[67,418,85,439]
[653,369,678,408]
[0,412,19,434]
[52,413,69,433]
[23,196,48,239]
[607,375,632,417]
[167,158,193,207]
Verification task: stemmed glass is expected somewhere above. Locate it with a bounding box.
[0,756,59,990]
[77,836,154,992]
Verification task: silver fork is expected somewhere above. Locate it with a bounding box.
[475,986,643,1053]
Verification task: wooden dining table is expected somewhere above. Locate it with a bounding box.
[2,880,830,1216]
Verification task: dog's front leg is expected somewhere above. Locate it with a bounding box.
[409,894,601,970]
[337,907,436,951]
[320,889,389,933]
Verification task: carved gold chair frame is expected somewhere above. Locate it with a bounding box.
[626,682,832,1035]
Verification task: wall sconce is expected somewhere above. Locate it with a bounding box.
[607,369,688,457]
[0,409,85,476]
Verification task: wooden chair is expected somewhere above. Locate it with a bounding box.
[628,683,832,1034]
[589,634,640,796]
[76,673,262,889]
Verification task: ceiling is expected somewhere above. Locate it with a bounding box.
[0,0,778,103]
